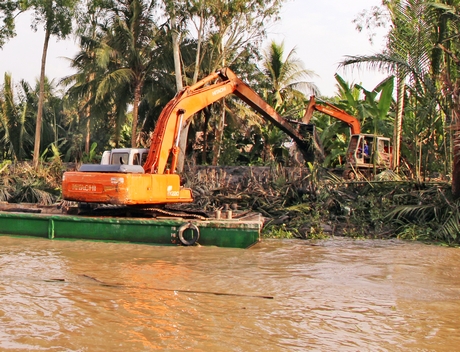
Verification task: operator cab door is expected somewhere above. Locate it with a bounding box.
[376,137,392,168]
[132,150,149,166]
[347,135,365,166]
[347,134,373,167]
[133,149,149,166]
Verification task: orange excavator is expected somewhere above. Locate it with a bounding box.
[62,68,320,206]
[303,96,392,179]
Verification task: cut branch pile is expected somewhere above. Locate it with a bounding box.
[183,165,458,244]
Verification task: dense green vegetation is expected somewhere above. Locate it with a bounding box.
[2,0,460,244]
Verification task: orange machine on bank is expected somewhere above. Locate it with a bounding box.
[303,96,392,179]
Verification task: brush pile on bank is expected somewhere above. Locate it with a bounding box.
[183,165,458,245]
[0,160,63,204]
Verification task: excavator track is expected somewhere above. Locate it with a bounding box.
[72,204,208,220]
[142,207,207,220]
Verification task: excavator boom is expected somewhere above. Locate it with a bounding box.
[303,96,361,135]
[143,67,316,175]
[62,68,318,206]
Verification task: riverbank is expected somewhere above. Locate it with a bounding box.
[183,165,455,244]
[0,161,456,245]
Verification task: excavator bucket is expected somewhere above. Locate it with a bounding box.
[287,121,325,163]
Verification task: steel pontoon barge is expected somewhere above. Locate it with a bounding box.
[0,204,262,248]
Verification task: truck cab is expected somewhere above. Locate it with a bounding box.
[101,148,149,166]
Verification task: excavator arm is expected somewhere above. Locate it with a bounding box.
[143,67,316,175]
[303,96,361,135]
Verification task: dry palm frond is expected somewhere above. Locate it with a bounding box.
[13,181,56,205]
[374,170,404,181]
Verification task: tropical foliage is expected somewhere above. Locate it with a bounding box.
[343,0,456,180]
[0,0,458,178]
[1,0,460,244]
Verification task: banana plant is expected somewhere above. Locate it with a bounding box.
[311,74,394,168]
[355,75,395,137]
[355,76,395,174]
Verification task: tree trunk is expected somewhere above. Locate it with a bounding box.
[85,112,91,154]
[452,128,460,198]
[171,16,183,92]
[393,71,404,171]
[212,100,225,165]
[131,82,142,148]
[33,27,50,169]
[452,80,460,198]
[192,6,204,85]
[18,104,26,161]
[170,12,189,172]
[201,107,211,164]
[85,74,95,154]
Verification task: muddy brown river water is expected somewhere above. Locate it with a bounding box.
[1,236,459,351]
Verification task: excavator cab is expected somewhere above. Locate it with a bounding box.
[345,134,392,179]
[304,96,393,179]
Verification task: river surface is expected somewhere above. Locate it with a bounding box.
[1,236,460,351]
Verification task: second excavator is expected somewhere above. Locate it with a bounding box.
[303,96,392,179]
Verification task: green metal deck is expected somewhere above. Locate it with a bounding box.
[0,209,262,248]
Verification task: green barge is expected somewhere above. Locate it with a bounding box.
[0,204,262,248]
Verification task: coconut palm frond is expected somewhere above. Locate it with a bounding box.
[386,204,439,222]
[263,40,318,107]
[15,182,56,205]
[324,170,343,185]
[437,211,460,242]
[288,81,320,96]
[0,187,12,202]
[96,68,133,102]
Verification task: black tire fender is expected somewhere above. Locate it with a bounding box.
[178,222,200,246]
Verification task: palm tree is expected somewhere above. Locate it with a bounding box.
[0,73,21,159]
[430,1,460,197]
[340,0,438,179]
[257,40,319,163]
[262,40,319,114]
[62,0,111,155]
[0,74,35,160]
[63,30,118,156]
[94,0,159,148]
